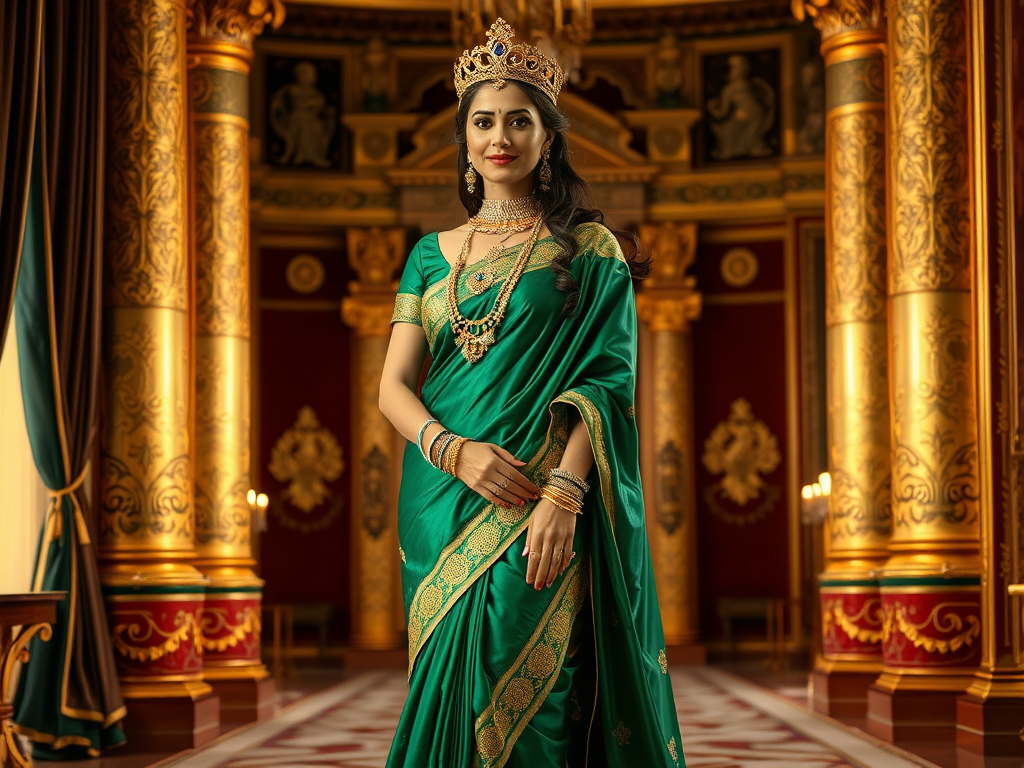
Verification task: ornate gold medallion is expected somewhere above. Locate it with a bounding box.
[468,269,496,295]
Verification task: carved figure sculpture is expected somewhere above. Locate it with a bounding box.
[706,54,775,160]
[269,61,337,168]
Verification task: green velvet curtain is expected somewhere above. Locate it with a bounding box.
[11,0,126,758]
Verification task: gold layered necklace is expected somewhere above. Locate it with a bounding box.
[447,202,544,363]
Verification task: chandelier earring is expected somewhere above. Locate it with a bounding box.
[538,146,552,192]
[465,151,479,194]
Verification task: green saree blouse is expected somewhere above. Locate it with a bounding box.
[387,222,685,768]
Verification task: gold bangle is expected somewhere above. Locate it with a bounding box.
[542,484,580,507]
[546,476,584,504]
[447,437,468,477]
[540,487,582,515]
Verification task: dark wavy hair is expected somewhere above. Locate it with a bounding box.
[454,80,650,317]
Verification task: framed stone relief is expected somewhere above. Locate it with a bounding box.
[699,48,781,164]
[264,54,348,172]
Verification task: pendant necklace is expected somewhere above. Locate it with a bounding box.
[447,210,544,363]
[463,195,543,296]
[466,230,521,295]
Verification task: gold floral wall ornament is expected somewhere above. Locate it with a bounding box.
[702,398,781,506]
[268,406,344,513]
[347,226,405,290]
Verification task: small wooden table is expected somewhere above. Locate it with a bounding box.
[0,593,66,768]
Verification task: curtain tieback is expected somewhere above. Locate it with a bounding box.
[33,463,92,591]
[43,462,92,546]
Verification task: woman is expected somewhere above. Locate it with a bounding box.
[379,19,685,768]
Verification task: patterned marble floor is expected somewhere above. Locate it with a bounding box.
[160,667,939,768]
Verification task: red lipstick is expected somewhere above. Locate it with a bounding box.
[486,153,518,165]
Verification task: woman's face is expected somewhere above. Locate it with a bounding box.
[465,82,554,199]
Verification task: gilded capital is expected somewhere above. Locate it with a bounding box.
[636,291,702,333]
[638,222,697,287]
[347,227,405,290]
[792,0,884,40]
[342,298,395,336]
[186,0,284,46]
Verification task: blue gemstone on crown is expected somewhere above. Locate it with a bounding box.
[493,43,505,55]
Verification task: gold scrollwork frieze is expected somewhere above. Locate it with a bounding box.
[199,606,261,652]
[824,599,884,643]
[111,610,203,661]
[881,603,981,654]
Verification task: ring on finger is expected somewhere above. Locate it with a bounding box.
[500,478,508,489]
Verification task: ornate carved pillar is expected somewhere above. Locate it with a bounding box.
[865,0,982,741]
[186,0,283,723]
[100,0,217,747]
[793,0,891,718]
[955,0,1024,755]
[341,227,405,652]
[636,223,703,660]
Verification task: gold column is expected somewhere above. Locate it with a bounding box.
[341,227,405,651]
[794,0,891,717]
[956,0,1024,756]
[186,0,282,721]
[866,0,981,741]
[636,222,703,657]
[100,0,215,744]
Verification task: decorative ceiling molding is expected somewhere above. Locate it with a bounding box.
[273,0,798,42]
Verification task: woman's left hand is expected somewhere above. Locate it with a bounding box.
[522,498,576,590]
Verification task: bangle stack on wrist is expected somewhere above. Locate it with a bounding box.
[539,468,589,515]
[419,419,470,477]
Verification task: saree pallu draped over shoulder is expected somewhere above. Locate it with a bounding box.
[387,223,684,768]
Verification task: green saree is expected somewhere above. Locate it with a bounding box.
[387,222,684,768]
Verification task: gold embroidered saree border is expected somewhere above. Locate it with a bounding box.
[474,556,590,768]
[405,406,570,678]
[553,391,616,532]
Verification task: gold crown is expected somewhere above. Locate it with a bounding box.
[454,18,565,104]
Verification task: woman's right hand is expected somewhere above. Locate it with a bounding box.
[455,442,540,508]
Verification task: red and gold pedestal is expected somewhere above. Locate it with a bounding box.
[101,567,218,750]
[199,574,274,723]
[867,579,982,741]
[815,581,885,717]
